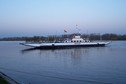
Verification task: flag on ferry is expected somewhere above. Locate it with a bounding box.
[64,30,67,32]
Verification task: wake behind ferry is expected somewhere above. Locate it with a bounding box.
[20,34,111,49]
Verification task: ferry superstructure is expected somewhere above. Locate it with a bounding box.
[20,35,111,49]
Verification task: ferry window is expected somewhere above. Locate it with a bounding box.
[71,41,73,42]
[74,41,76,42]
[80,41,81,42]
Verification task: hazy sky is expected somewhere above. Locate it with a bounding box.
[0,0,126,37]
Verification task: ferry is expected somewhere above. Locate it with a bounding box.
[20,35,111,49]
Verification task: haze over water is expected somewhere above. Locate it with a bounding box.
[0,41,126,84]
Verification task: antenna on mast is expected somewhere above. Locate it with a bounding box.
[76,24,80,35]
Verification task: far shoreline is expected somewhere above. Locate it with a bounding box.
[0,33,126,41]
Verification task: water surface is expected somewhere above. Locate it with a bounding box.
[0,41,126,84]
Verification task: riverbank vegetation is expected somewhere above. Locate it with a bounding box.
[0,33,126,41]
[0,76,9,84]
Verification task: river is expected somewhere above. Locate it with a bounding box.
[0,41,126,84]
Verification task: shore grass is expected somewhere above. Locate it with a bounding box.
[0,76,9,84]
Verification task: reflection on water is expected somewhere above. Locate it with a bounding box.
[21,47,95,65]
[0,41,126,84]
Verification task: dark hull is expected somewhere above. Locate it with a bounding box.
[35,44,106,49]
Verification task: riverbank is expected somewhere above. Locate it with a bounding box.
[0,76,9,84]
[0,72,19,84]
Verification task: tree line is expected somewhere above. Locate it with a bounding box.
[0,33,126,41]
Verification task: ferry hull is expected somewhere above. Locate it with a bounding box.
[35,44,106,49]
[20,42,110,49]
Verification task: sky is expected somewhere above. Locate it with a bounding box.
[0,0,126,37]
